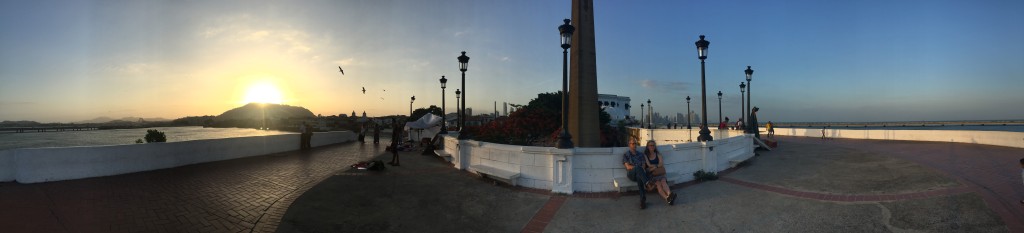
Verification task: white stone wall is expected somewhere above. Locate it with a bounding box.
[447,133,754,193]
[0,131,355,183]
[774,128,1024,149]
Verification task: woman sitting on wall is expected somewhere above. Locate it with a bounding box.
[644,140,677,205]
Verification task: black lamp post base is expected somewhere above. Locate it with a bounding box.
[697,127,713,142]
[556,131,574,149]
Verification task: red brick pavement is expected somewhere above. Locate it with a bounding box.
[0,142,385,233]
[778,136,1024,232]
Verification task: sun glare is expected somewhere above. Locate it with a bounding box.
[244,82,284,104]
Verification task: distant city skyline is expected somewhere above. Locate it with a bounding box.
[2,0,1022,123]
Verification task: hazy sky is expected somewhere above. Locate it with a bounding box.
[1,0,1022,123]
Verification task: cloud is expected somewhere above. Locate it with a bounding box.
[0,101,34,106]
[640,79,690,92]
[198,14,321,56]
[500,56,511,62]
[105,62,159,74]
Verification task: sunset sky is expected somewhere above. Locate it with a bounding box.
[1,0,1022,123]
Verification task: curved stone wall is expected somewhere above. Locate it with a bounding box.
[443,133,755,193]
[0,131,355,183]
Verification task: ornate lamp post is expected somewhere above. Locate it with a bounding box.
[457,51,469,139]
[647,99,652,129]
[439,76,448,134]
[686,96,691,129]
[556,19,575,149]
[717,91,723,126]
[739,82,746,130]
[640,103,645,128]
[455,89,461,130]
[695,35,712,141]
[410,96,415,116]
[745,66,754,133]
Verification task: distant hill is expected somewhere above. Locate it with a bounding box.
[214,103,315,122]
[76,116,170,124]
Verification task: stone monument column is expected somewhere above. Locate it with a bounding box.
[568,0,600,147]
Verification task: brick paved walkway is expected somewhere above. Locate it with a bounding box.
[0,141,385,233]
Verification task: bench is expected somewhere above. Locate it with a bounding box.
[613,172,679,193]
[469,164,520,186]
[433,150,453,162]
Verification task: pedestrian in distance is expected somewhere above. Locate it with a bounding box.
[373,123,381,144]
[388,119,402,166]
[304,123,313,149]
[298,122,307,150]
[357,123,366,143]
[748,107,760,140]
[766,121,774,139]
[719,117,729,130]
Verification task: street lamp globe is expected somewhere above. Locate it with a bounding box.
[559,19,575,49]
[696,35,709,60]
[458,52,469,72]
[440,75,447,88]
[745,66,754,82]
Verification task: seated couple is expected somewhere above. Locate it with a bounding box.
[623,139,677,210]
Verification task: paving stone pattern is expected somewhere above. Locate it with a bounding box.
[0,141,385,233]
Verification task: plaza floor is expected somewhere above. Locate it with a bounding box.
[1,135,1022,232]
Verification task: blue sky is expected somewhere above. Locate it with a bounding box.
[1,0,1022,123]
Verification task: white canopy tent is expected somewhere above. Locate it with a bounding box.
[404,113,443,141]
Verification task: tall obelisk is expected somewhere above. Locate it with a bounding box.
[568,0,600,147]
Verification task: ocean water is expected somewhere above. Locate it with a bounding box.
[0,126,294,151]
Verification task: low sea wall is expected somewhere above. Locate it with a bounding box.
[443,133,754,193]
[774,128,1024,149]
[630,127,746,145]
[0,131,355,183]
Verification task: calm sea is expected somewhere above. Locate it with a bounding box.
[0,126,294,151]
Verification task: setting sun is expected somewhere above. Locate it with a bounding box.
[244,82,284,104]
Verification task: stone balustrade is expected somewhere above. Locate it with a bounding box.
[0,131,356,183]
[443,132,755,194]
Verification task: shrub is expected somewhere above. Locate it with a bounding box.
[144,129,167,143]
[692,170,718,182]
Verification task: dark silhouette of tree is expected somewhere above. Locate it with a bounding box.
[409,105,443,122]
[144,129,167,143]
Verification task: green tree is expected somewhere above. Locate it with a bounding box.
[144,129,167,143]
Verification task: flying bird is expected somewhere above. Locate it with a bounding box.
[338,66,344,75]
[362,87,366,94]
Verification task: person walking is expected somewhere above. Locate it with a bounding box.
[749,107,760,140]
[373,123,381,144]
[304,123,314,149]
[388,119,402,166]
[622,138,650,209]
[358,123,366,143]
[735,118,744,131]
[298,122,307,150]
[766,121,774,139]
[719,117,729,130]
